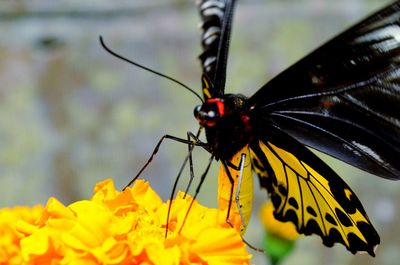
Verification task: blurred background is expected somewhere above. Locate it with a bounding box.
[0,0,398,264]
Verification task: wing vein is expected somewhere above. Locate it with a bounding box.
[267,113,397,176]
[257,70,389,111]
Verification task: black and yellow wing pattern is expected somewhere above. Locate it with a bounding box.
[250,124,380,255]
[195,0,400,257]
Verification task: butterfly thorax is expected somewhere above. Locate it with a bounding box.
[194,93,252,160]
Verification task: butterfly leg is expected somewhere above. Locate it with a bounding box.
[221,158,245,227]
[123,132,206,190]
[166,129,204,236]
[235,153,249,229]
[165,129,205,217]
[178,155,214,234]
[184,129,204,196]
[125,128,207,238]
[221,155,250,229]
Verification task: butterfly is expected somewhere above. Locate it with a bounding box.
[193,0,400,257]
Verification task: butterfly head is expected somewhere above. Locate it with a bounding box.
[194,98,225,127]
[194,94,249,128]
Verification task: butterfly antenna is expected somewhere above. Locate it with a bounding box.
[99,36,204,103]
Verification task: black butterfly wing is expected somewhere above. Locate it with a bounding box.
[248,1,400,180]
[249,123,380,256]
[198,0,236,97]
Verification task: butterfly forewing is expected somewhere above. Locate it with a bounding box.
[198,0,236,96]
[248,1,400,179]
[249,125,380,256]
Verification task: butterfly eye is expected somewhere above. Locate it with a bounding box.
[194,105,202,120]
[194,104,219,127]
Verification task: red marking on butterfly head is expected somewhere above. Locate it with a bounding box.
[206,98,225,116]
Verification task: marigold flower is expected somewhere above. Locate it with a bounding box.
[9,179,251,265]
[0,205,43,265]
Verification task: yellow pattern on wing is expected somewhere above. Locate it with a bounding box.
[250,140,378,255]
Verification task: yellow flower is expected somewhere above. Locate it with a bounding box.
[260,201,299,241]
[0,205,43,265]
[13,179,251,265]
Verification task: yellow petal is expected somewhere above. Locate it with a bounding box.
[20,231,50,258]
[145,239,181,265]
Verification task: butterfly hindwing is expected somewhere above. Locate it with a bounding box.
[249,124,380,256]
[248,1,400,179]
